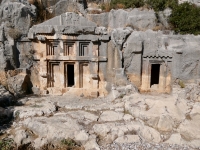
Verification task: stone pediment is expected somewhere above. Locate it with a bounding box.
[143,50,172,58]
[40,12,97,27]
[29,12,97,36]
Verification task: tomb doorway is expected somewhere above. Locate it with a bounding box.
[65,64,75,87]
[150,64,160,87]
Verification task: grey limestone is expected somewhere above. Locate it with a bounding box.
[29,12,98,37]
[1,0,200,99]
[87,9,157,30]
[52,0,87,16]
[158,8,172,29]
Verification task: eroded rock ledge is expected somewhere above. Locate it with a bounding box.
[0,83,199,149]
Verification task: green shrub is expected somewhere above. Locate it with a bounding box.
[146,0,178,11]
[101,0,200,35]
[100,2,112,12]
[0,138,16,150]
[178,80,185,88]
[109,0,177,10]
[110,0,145,9]
[169,2,200,35]
[61,138,76,147]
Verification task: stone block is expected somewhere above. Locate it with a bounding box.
[47,87,62,96]
[32,87,40,95]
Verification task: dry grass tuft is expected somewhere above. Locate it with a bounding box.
[8,28,22,40]
[100,2,112,12]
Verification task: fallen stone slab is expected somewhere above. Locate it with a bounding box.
[99,111,124,122]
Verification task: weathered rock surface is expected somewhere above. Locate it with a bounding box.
[99,111,124,122]
[122,30,200,84]
[1,1,200,150]
[22,115,82,142]
[0,0,36,95]
[158,8,172,29]
[84,138,100,150]
[52,0,87,16]
[0,0,36,34]
[0,85,14,107]
[14,98,56,119]
[87,9,157,30]
[124,93,189,132]
[115,135,140,144]
[139,126,161,143]
[111,27,132,50]
[0,84,199,149]
[13,129,34,146]
[7,73,32,96]
[178,115,200,141]
[66,110,99,125]
[0,85,15,133]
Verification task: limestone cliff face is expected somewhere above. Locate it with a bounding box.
[87,8,200,89]
[0,0,36,69]
[0,0,200,96]
[0,0,36,34]
[0,0,36,95]
[87,9,157,30]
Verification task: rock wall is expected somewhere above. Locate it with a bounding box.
[87,9,200,92]
[52,0,87,16]
[0,1,200,95]
[0,0,36,95]
[87,9,157,30]
[110,29,200,89]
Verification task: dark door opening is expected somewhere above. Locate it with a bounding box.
[67,64,74,87]
[150,64,160,87]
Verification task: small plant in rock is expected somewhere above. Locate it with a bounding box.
[124,109,131,115]
[178,80,185,88]
[40,142,55,150]
[41,140,84,150]
[8,28,22,40]
[14,110,20,119]
[152,24,163,31]
[18,143,35,150]
[116,3,125,9]
[110,0,145,9]
[30,103,43,108]
[61,138,76,147]
[89,9,101,14]
[119,93,125,99]
[185,113,192,120]
[146,0,178,11]
[0,138,16,150]
[100,2,112,12]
